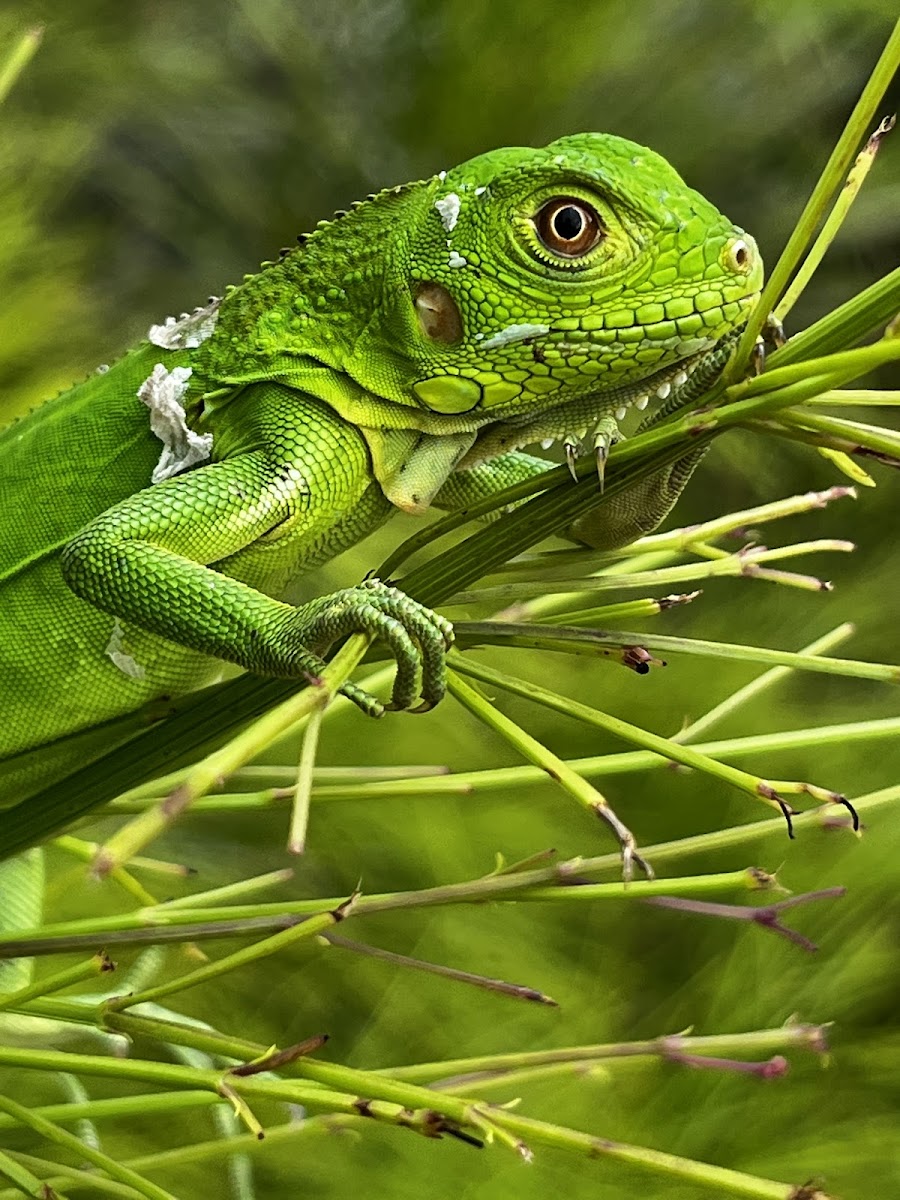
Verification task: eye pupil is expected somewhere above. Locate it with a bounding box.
[534,195,604,260]
[553,206,584,241]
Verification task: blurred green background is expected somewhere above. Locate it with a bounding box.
[1,1,898,1197]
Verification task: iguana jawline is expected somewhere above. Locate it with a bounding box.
[457,324,744,470]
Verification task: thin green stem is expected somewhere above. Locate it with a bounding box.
[727,15,900,375]
[0,26,43,105]
[386,1023,827,1085]
[0,1019,832,1199]
[323,933,557,1006]
[0,1095,174,1200]
[0,1153,161,1200]
[451,539,852,604]
[456,622,900,683]
[1,867,762,958]
[92,635,369,875]
[288,699,325,854]
[500,484,856,579]
[671,624,855,744]
[809,389,899,406]
[95,714,899,818]
[0,951,113,1012]
[104,897,355,1010]
[765,265,900,367]
[448,655,848,820]
[775,116,896,320]
[776,407,900,460]
[0,1092,220,1133]
[0,1147,69,1200]
[447,668,655,875]
[154,869,294,911]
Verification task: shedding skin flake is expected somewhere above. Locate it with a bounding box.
[434,193,461,232]
[148,299,220,350]
[137,364,213,483]
[480,323,550,350]
[106,619,146,679]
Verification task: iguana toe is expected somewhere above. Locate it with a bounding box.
[300,580,453,714]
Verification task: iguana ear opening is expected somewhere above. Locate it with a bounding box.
[414,282,463,344]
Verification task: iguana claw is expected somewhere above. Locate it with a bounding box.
[591,416,622,493]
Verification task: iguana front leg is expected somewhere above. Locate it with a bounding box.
[60,388,453,714]
[435,446,706,550]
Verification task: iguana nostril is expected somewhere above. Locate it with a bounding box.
[723,235,756,275]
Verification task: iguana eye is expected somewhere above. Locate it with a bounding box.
[534,197,604,258]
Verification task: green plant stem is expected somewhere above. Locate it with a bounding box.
[733,341,900,399]
[498,484,856,580]
[1,869,762,959]
[451,538,851,605]
[766,265,900,367]
[775,116,896,320]
[775,407,900,459]
[0,1147,69,1200]
[92,635,369,875]
[0,1152,146,1199]
[0,1018,833,1199]
[384,1023,827,1085]
[446,670,645,872]
[104,896,356,1010]
[0,951,113,1011]
[0,26,43,105]
[99,713,898,816]
[810,389,899,405]
[288,700,324,854]
[486,1107,802,1199]
[0,1092,219,1133]
[448,655,849,819]
[456,623,900,683]
[322,932,557,1005]
[5,783,897,960]
[726,15,900,375]
[0,1095,174,1200]
[670,623,855,743]
[154,869,294,911]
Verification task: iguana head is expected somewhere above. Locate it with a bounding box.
[347,132,762,439]
[203,133,761,511]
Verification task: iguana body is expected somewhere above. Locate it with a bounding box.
[0,133,762,809]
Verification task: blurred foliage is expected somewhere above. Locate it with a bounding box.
[0,1,898,1197]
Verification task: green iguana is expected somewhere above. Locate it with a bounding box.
[0,132,762,816]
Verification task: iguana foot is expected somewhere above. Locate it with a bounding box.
[297,579,454,715]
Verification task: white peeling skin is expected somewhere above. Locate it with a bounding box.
[474,186,487,196]
[434,192,461,232]
[137,363,213,483]
[480,323,550,351]
[148,299,220,350]
[448,250,467,268]
[105,619,146,680]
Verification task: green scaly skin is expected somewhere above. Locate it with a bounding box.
[0,132,762,809]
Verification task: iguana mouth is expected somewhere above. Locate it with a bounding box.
[458,333,735,475]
